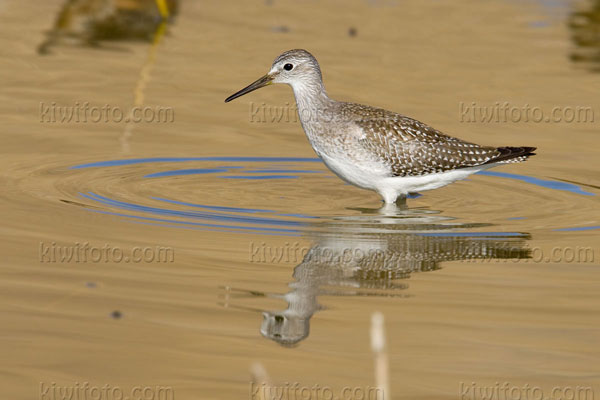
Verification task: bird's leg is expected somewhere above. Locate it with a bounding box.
[378,195,407,214]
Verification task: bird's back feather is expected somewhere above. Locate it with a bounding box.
[339,102,535,177]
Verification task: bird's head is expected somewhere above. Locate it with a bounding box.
[225,49,323,102]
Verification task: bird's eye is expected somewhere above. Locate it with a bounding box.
[283,63,294,71]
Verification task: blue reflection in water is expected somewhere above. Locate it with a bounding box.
[555,225,600,232]
[244,169,322,174]
[151,197,318,219]
[221,175,299,180]
[145,168,228,178]
[88,209,302,235]
[477,171,595,196]
[79,192,305,228]
[151,197,274,213]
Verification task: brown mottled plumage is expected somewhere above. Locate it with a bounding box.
[343,104,535,177]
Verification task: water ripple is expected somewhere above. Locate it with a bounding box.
[61,156,597,236]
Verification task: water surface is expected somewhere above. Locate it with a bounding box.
[1,1,599,399]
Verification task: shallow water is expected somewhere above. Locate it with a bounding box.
[1,0,599,399]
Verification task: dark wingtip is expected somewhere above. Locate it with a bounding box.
[486,146,537,164]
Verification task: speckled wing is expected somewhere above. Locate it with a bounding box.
[348,104,502,177]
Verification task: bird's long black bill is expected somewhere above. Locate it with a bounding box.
[224,74,273,103]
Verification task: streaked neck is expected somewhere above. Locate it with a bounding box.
[290,79,333,126]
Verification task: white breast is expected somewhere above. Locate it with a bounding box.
[317,151,389,190]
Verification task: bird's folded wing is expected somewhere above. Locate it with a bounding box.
[353,109,501,177]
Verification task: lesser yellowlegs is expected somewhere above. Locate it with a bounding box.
[225,49,536,204]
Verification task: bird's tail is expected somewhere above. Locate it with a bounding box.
[485,146,537,164]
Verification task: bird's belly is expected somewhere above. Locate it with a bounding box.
[379,165,491,195]
[317,151,388,190]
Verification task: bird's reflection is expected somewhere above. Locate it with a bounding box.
[38,0,179,54]
[222,204,531,346]
[568,0,600,71]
